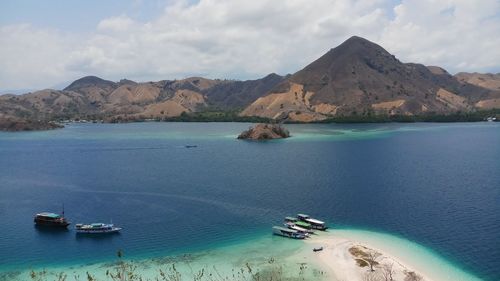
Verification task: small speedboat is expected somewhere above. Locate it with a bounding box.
[75,223,121,234]
[313,247,324,252]
[185,145,197,148]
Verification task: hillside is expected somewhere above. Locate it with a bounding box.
[241,36,500,121]
[1,36,500,126]
[0,75,285,122]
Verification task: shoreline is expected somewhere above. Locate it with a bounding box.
[1,114,499,133]
[0,228,486,281]
[305,229,484,281]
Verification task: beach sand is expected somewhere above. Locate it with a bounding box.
[305,229,483,281]
[306,231,433,281]
[2,228,483,281]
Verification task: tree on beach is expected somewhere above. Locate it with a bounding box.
[381,263,395,281]
[365,250,382,272]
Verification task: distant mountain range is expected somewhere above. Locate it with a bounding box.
[1,36,499,126]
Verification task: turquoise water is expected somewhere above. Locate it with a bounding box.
[0,122,499,280]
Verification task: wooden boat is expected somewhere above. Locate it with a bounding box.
[34,205,70,228]
[34,212,70,227]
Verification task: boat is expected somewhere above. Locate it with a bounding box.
[297,214,328,230]
[34,212,70,227]
[34,206,70,227]
[294,220,313,230]
[285,216,313,230]
[284,222,312,236]
[75,223,122,234]
[486,117,496,122]
[313,246,324,252]
[272,226,305,239]
[185,145,198,148]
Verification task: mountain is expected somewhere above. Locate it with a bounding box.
[0,74,285,122]
[1,36,500,127]
[455,72,500,91]
[241,36,500,121]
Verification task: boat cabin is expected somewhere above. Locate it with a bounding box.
[297,214,310,221]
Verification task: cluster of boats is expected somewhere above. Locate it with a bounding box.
[272,213,327,239]
[34,210,121,234]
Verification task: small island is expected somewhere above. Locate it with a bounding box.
[237,123,290,140]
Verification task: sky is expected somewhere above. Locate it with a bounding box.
[0,0,499,93]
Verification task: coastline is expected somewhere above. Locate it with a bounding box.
[1,228,485,281]
[305,229,484,281]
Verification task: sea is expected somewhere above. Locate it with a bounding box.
[0,122,498,280]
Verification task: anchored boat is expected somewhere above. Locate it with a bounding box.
[284,222,312,236]
[285,216,314,230]
[297,214,328,230]
[34,205,70,228]
[75,223,121,234]
[34,212,70,227]
[272,226,306,239]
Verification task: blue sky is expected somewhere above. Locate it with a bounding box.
[0,0,499,92]
[0,0,169,31]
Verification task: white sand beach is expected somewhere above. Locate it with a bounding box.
[305,232,434,281]
[3,228,484,281]
[303,229,483,281]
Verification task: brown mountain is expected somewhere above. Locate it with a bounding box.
[1,36,499,127]
[241,36,500,121]
[454,72,500,109]
[0,74,285,122]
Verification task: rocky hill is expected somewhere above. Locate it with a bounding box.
[237,123,290,140]
[241,36,500,121]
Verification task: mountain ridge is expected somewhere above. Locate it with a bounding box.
[1,36,500,128]
[241,36,500,121]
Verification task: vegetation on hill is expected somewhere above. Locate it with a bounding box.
[0,117,63,132]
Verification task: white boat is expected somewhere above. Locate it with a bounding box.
[284,222,313,235]
[75,223,121,234]
[272,226,305,239]
[297,214,328,230]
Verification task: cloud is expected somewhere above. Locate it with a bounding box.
[97,15,137,33]
[380,0,500,72]
[0,0,499,91]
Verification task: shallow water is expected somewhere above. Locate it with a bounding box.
[0,122,499,280]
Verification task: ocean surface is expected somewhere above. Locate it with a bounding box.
[0,122,498,280]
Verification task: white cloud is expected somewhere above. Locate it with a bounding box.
[97,15,137,33]
[0,0,499,91]
[380,0,500,72]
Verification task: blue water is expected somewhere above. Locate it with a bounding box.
[0,122,499,280]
